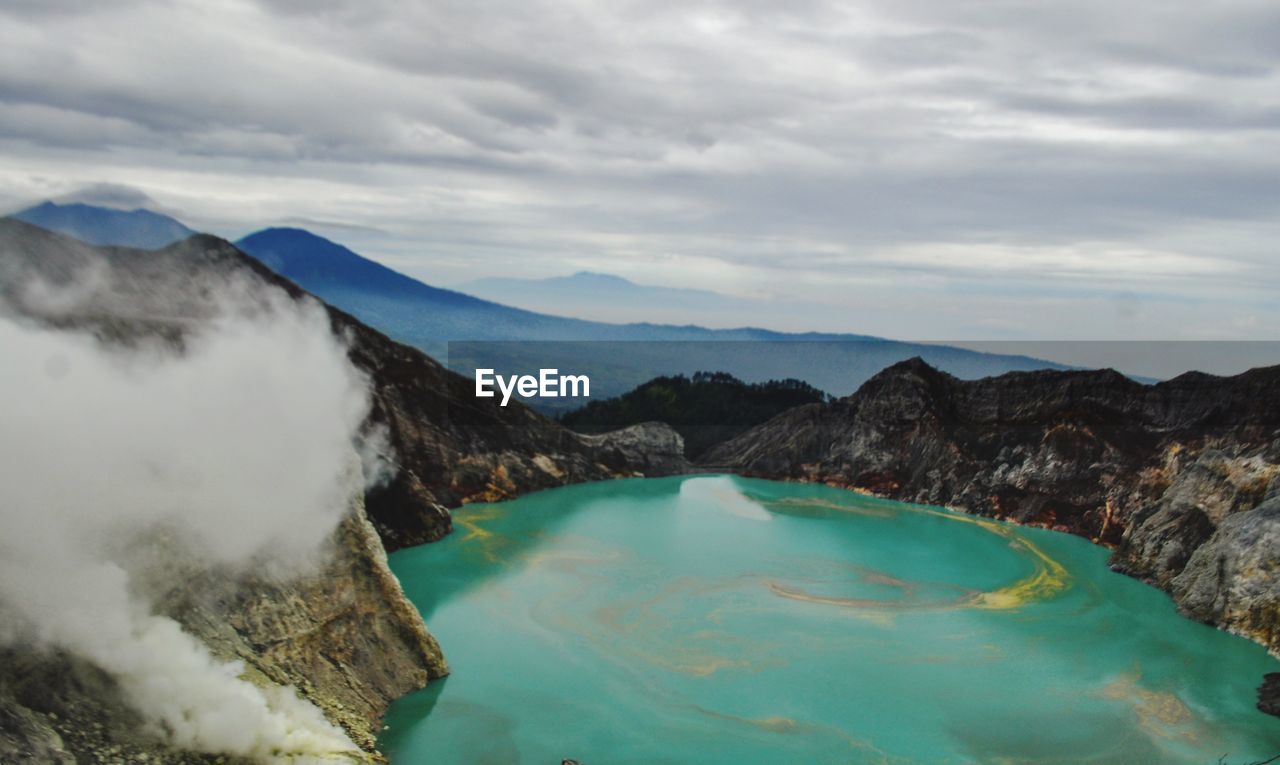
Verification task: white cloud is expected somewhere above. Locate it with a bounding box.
[1,0,1279,338]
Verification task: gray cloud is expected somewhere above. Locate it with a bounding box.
[1,0,1278,340]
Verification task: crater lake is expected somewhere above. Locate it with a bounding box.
[382,475,1280,764]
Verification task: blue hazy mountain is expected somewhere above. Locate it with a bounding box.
[234,227,1068,404]
[10,201,195,249]
[4,204,1069,401]
[233,228,899,344]
[235,228,792,347]
[459,271,762,326]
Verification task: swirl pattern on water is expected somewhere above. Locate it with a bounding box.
[383,475,1280,765]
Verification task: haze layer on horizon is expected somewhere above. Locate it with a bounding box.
[2,0,1278,342]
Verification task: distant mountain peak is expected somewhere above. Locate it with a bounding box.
[236,226,503,310]
[8,200,196,249]
[251,225,326,239]
[568,270,635,284]
[240,226,348,254]
[52,182,164,211]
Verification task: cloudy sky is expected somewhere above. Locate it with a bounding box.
[2,0,1279,342]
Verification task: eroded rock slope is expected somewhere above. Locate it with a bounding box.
[708,357,1280,663]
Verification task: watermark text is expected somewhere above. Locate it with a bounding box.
[475,368,590,406]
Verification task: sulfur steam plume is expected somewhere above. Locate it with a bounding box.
[0,290,380,762]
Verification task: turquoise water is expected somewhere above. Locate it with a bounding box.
[382,475,1280,764]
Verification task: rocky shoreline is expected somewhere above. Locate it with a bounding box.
[706,356,1280,714]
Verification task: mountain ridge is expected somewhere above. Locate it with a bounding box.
[561,371,831,459]
[462,268,730,290]
[457,267,821,330]
[8,201,1074,401]
[234,226,888,343]
[10,200,195,249]
[706,355,1280,712]
[230,226,1076,404]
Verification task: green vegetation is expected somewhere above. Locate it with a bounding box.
[560,371,830,460]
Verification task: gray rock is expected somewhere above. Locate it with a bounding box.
[0,700,75,765]
[579,421,688,476]
[0,499,438,762]
[1174,498,1280,651]
[1115,449,1273,588]
[1258,673,1280,716]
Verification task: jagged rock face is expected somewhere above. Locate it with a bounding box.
[579,422,688,477]
[0,502,442,764]
[148,502,448,752]
[707,358,1280,663]
[1173,497,1280,654]
[709,358,1279,538]
[1259,673,1280,716]
[0,647,247,765]
[1115,449,1276,589]
[345,322,690,549]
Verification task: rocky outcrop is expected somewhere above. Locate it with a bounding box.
[580,422,688,477]
[708,356,1278,545]
[148,500,448,751]
[560,372,828,460]
[0,647,225,765]
[1259,673,1280,716]
[707,357,1280,705]
[1117,450,1277,590]
[0,499,443,764]
[345,320,690,549]
[1173,495,1280,655]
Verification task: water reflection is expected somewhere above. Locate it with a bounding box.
[384,475,1280,765]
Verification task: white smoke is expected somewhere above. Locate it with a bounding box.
[0,292,380,762]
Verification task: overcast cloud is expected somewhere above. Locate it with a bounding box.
[1,0,1278,340]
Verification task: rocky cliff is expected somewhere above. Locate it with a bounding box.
[707,357,1280,708]
[0,500,445,764]
[0,219,687,763]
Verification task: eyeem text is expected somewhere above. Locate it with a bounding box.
[475,368,591,406]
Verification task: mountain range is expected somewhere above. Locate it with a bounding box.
[7,201,1069,402]
[458,270,771,326]
[234,228,884,342]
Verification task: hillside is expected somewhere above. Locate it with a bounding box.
[561,371,830,459]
